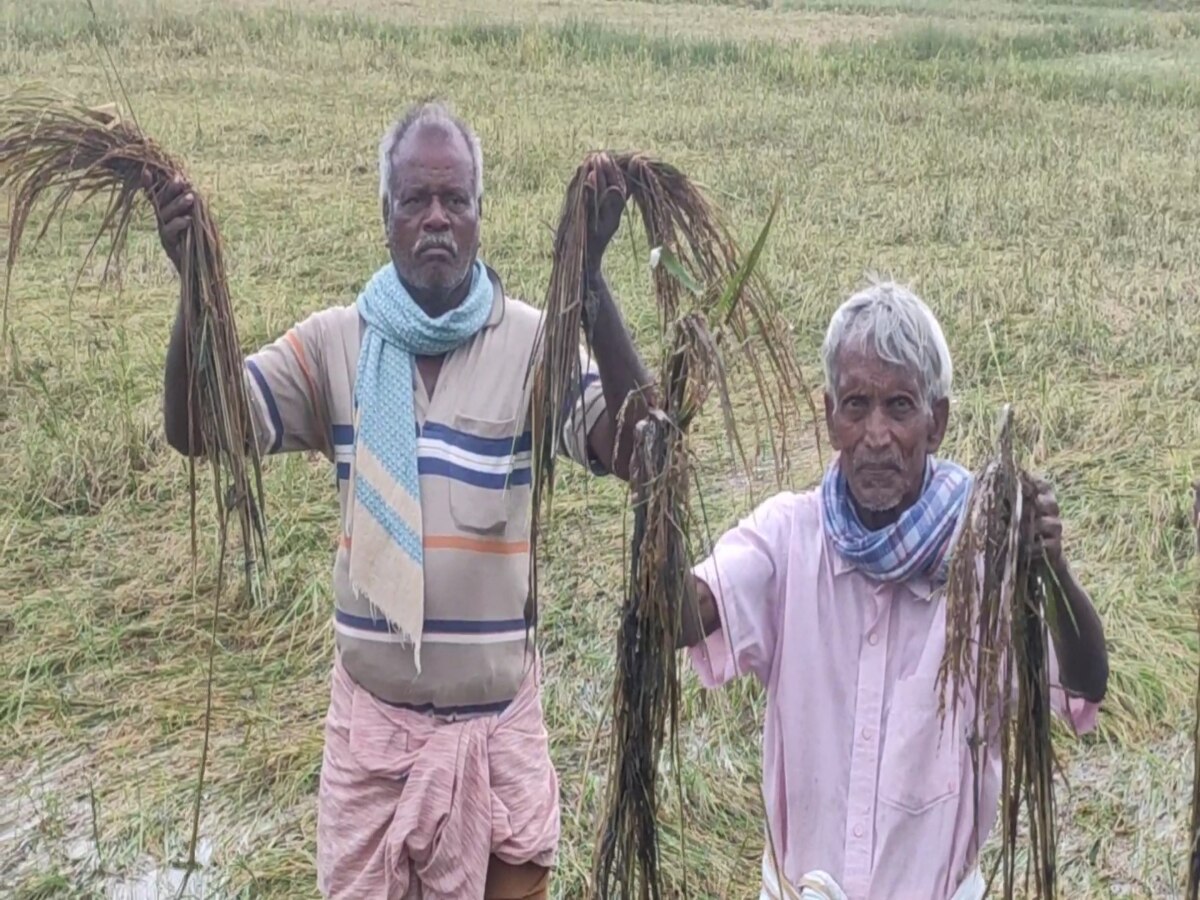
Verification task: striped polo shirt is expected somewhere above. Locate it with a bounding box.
[244,267,606,717]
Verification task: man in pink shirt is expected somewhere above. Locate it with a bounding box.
[677,282,1109,900]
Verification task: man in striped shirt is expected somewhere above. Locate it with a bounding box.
[152,102,652,899]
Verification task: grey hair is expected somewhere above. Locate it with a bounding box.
[821,280,953,407]
[378,101,484,212]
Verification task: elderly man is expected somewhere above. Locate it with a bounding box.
[677,282,1109,900]
[151,102,651,899]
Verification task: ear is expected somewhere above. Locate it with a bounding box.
[381,196,390,230]
[477,195,485,219]
[927,397,950,453]
[824,392,841,451]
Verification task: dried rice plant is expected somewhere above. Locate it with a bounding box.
[530,152,814,900]
[0,87,266,874]
[1188,480,1200,900]
[939,405,1062,899]
[530,152,811,533]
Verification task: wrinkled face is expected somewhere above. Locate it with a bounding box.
[383,123,480,295]
[825,345,949,519]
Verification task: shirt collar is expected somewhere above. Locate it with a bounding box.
[829,540,937,602]
[483,264,505,329]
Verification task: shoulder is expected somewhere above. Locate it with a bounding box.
[746,487,819,530]
[289,303,360,343]
[479,295,544,360]
[499,295,544,332]
[714,488,819,554]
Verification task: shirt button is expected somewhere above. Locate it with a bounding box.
[868,632,879,646]
[861,727,873,741]
[853,824,864,838]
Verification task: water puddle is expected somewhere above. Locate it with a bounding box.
[105,839,218,900]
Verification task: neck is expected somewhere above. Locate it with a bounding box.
[851,483,925,531]
[854,501,903,532]
[397,265,474,319]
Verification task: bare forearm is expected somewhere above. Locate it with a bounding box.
[163,291,205,456]
[1047,560,1108,703]
[677,575,722,649]
[582,271,654,480]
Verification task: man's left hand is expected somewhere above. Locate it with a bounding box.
[583,153,627,277]
[1027,475,1066,571]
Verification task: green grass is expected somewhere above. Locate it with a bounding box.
[2,0,1199,896]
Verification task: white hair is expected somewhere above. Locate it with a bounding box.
[821,280,953,407]
[378,101,484,212]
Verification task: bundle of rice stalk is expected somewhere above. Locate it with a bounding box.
[1188,481,1200,900]
[530,151,812,899]
[1,88,266,591]
[1,87,266,870]
[530,152,810,534]
[938,405,1062,899]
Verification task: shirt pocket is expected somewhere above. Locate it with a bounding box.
[878,674,961,815]
[446,413,531,536]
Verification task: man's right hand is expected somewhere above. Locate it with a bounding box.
[144,172,195,272]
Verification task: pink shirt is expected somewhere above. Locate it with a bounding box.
[691,489,1099,900]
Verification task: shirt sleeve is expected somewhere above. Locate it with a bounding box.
[688,492,794,689]
[244,309,333,459]
[558,343,608,475]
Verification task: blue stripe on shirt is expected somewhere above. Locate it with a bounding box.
[332,423,354,445]
[421,421,532,457]
[246,359,283,454]
[417,457,532,489]
[335,608,526,635]
[336,461,351,481]
[425,617,527,634]
[562,372,600,420]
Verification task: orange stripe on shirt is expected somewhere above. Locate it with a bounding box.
[284,329,326,441]
[341,534,529,555]
[424,535,530,555]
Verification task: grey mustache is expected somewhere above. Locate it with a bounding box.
[854,457,901,470]
[416,234,457,254]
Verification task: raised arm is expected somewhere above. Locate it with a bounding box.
[149,172,329,461]
[580,272,654,481]
[147,173,224,456]
[1030,477,1109,703]
[578,157,655,482]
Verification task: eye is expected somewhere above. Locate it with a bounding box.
[842,396,868,413]
[890,396,916,414]
[446,194,469,214]
[400,194,424,211]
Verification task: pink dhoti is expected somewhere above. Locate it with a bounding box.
[317,656,560,899]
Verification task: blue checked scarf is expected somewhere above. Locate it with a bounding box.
[821,454,973,585]
[348,260,493,668]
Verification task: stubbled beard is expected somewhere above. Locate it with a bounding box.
[850,453,907,513]
[856,489,904,513]
[409,260,472,293]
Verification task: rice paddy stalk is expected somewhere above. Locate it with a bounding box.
[938,405,1062,900]
[1188,480,1200,900]
[0,88,267,878]
[530,151,813,899]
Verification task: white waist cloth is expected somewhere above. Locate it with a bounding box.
[760,848,986,900]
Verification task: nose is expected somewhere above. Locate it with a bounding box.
[423,197,450,231]
[863,407,892,451]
